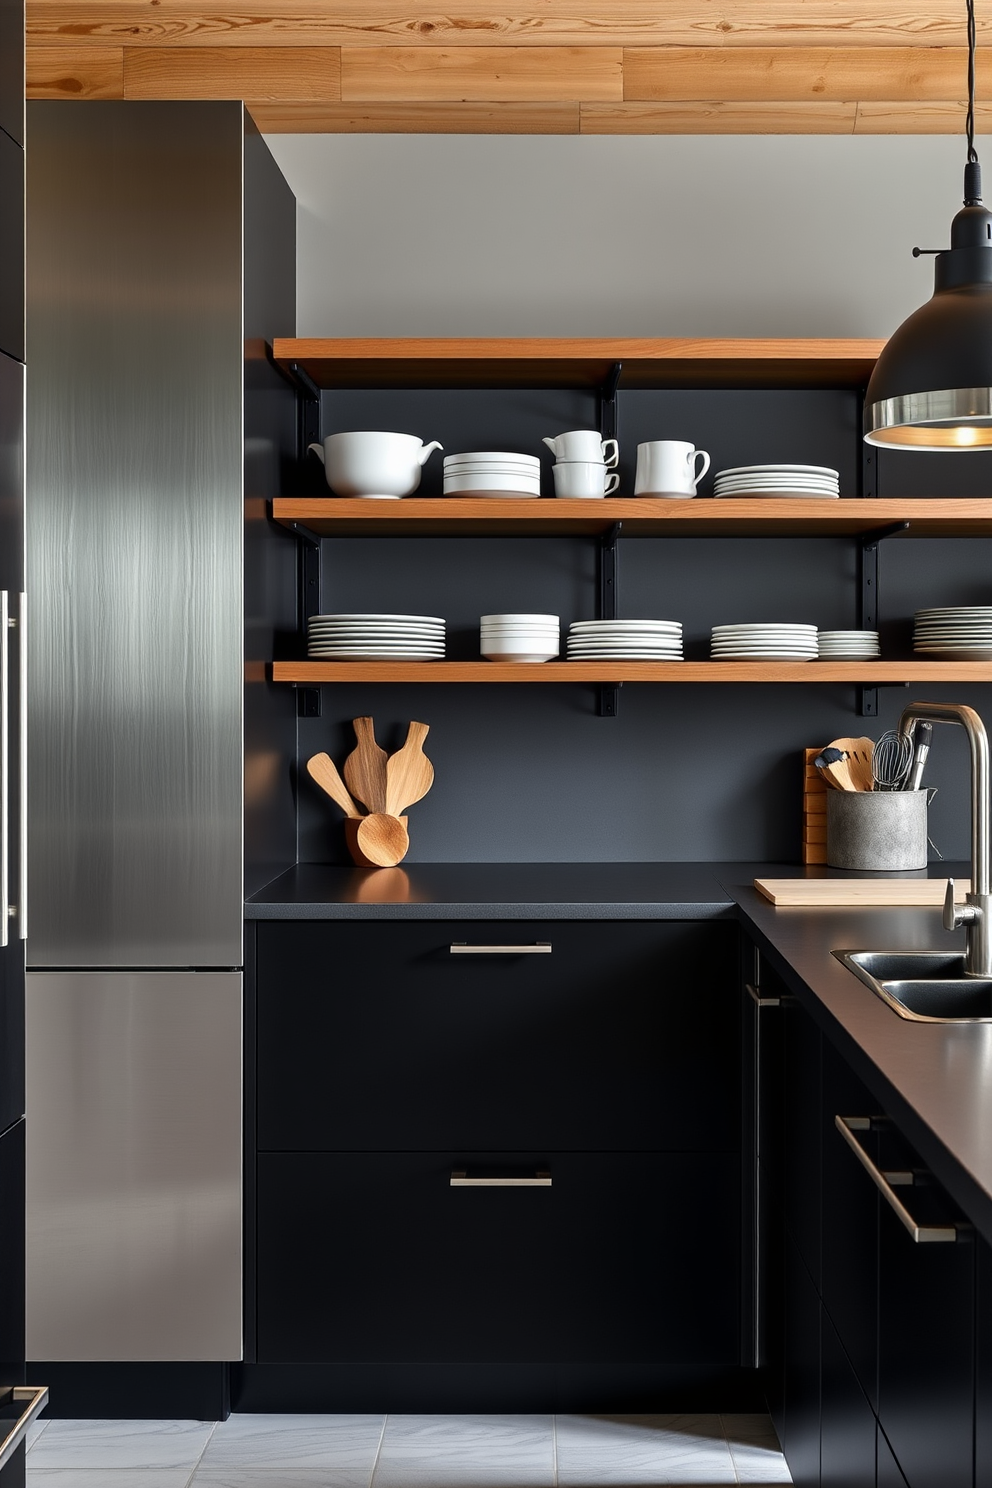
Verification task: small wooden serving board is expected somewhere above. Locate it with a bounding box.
[755,878,971,907]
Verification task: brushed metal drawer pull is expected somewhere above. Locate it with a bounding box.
[449,943,552,955]
[0,1386,49,1473]
[450,1170,552,1187]
[835,1115,957,1244]
[745,982,781,1008]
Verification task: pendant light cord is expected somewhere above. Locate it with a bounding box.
[968,0,979,165]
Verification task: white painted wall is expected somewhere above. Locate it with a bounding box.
[264,132,989,339]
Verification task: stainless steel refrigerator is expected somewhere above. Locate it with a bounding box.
[24,102,297,1399]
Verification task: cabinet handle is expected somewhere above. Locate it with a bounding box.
[0,1386,49,1473]
[450,1170,552,1187]
[16,594,25,940]
[835,1115,958,1244]
[745,982,781,1008]
[449,943,552,955]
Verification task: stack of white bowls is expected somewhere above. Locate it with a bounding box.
[914,606,992,659]
[480,613,559,662]
[712,464,840,499]
[307,613,446,660]
[566,620,683,659]
[710,623,818,660]
[817,630,880,660]
[444,452,542,500]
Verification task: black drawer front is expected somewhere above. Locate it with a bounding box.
[257,1150,740,1365]
[257,920,739,1151]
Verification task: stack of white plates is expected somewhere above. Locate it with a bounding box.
[481,613,559,662]
[444,452,542,499]
[712,464,840,499]
[711,623,818,660]
[817,630,880,660]
[307,613,446,660]
[914,607,992,659]
[566,619,683,659]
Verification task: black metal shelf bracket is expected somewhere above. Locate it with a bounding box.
[290,363,322,467]
[598,520,623,717]
[599,362,622,443]
[858,520,910,717]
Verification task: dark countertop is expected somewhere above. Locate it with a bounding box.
[246,857,992,1245]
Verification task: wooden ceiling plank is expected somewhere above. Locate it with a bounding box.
[624,45,986,103]
[248,100,580,130]
[339,45,623,101]
[582,100,857,132]
[26,43,123,96]
[123,43,341,98]
[854,99,992,131]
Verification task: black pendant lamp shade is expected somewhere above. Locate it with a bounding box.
[864,0,992,450]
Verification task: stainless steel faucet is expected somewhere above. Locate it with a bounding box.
[898,701,992,976]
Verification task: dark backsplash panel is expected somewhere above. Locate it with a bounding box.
[293,385,992,865]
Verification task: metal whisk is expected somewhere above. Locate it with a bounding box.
[872,730,913,791]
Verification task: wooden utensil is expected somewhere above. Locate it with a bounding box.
[385,721,434,816]
[755,877,970,907]
[306,752,362,819]
[344,716,388,813]
[827,736,875,792]
[815,749,860,792]
[345,813,410,868]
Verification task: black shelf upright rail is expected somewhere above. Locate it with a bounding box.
[597,363,624,717]
[290,362,323,718]
[859,522,910,717]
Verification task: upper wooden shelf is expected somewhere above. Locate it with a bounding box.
[271,337,883,391]
[273,660,992,685]
[271,497,992,540]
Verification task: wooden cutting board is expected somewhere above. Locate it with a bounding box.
[755,878,971,907]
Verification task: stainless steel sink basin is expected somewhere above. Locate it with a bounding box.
[834,950,992,1022]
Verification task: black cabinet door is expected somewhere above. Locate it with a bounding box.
[0,135,22,364]
[782,994,822,1288]
[820,1307,876,1488]
[975,1235,992,1488]
[781,1227,821,1488]
[257,920,739,1152]
[0,1120,24,1388]
[257,1150,740,1366]
[821,1039,878,1411]
[0,0,22,149]
[876,1426,908,1488]
[876,1125,973,1488]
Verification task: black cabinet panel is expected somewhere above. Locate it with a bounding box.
[257,1150,740,1367]
[821,1040,878,1411]
[257,921,739,1152]
[783,994,822,1289]
[877,1425,908,1488]
[0,0,22,150]
[0,133,22,363]
[0,1121,24,1387]
[781,1230,821,1488]
[877,1126,973,1488]
[976,1236,992,1488]
[820,1308,876,1488]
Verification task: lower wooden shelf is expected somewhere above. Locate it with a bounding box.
[272,660,992,684]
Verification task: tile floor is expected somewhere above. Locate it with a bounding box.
[23,1413,792,1486]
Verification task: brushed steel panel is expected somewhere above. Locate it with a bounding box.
[25,969,242,1361]
[26,103,244,967]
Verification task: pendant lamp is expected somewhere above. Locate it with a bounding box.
[864,0,992,450]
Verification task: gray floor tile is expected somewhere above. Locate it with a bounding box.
[26,1471,196,1487]
[192,1473,374,1488]
[197,1415,384,1474]
[373,1414,555,1487]
[27,1420,215,1471]
[26,1421,51,1452]
[720,1415,780,1446]
[554,1415,737,1486]
[726,1441,792,1485]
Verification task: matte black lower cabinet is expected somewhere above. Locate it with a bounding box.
[250,918,743,1408]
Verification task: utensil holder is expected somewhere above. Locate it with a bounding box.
[826,791,928,871]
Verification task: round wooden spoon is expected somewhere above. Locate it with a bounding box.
[347,813,410,868]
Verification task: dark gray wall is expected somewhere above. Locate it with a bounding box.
[294,386,992,865]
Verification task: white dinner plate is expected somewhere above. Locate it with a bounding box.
[445,451,540,466]
[310,612,445,624]
[448,490,544,500]
[914,646,992,659]
[569,620,682,632]
[712,490,840,500]
[715,464,840,478]
[712,624,817,635]
[566,650,684,660]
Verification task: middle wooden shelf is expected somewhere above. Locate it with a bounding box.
[272,661,992,684]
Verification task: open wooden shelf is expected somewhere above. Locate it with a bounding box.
[272,660,992,685]
[272,497,992,540]
[271,337,883,391]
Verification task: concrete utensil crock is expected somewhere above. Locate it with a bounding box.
[826,790,928,871]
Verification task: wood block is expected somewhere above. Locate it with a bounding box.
[805,845,828,865]
[26,44,123,97]
[248,101,580,131]
[124,45,341,99]
[803,825,827,845]
[340,46,624,102]
[580,101,857,133]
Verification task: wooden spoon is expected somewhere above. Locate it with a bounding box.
[385,721,434,816]
[344,716,388,814]
[306,752,362,818]
[814,748,860,792]
[346,813,410,868]
[827,736,875,792]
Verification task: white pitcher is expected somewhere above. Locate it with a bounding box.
[542,430,619,467]
[309,431,443,499]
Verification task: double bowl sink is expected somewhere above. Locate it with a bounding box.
[835,950,992,1022]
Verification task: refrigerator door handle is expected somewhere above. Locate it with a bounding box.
[17,592,25,939]
[0,590,8,948]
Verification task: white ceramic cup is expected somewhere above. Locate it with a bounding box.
[552,461,621,499]
[543,430,619,466]
[308,431,443,498]
[634,441,711,498]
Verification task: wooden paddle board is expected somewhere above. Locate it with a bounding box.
[755,878,971,907]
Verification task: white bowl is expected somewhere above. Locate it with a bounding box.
[310,432,442,498]
[445,477,542,494]
[481,613,559,624]
[482,648,559,662]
